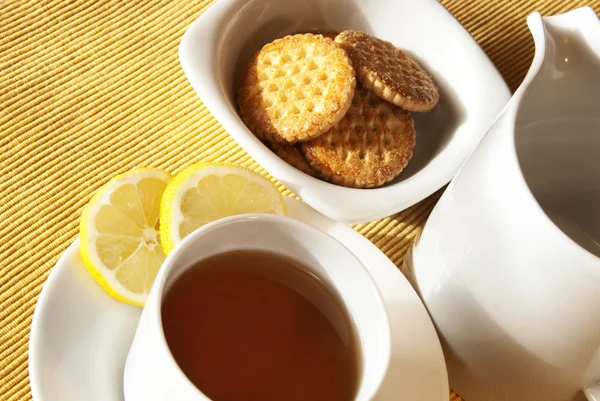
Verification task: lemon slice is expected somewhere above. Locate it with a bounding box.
[80,168,171,306]
[160,163,285,254]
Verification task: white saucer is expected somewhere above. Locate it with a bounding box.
[29,198,449,401]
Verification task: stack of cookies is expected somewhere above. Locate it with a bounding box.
[237,30,439,189]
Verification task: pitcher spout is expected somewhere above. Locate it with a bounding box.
[516,7,600,126]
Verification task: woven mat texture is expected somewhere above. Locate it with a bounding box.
[1,0,598,400]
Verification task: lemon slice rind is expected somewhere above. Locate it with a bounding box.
[80,168,171,306]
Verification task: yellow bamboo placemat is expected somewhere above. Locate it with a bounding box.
[0,0,597,400]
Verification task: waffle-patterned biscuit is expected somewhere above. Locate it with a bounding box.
[268,142,319,177]
[335,30,439,112]
[237,34,356,143]
[301,86,416,188]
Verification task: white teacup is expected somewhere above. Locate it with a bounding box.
[124,214,390,401]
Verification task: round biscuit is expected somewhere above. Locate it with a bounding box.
[335,30,439,112]
[237,34,356,143]
[301,86,416,188]
[268,142,319,177]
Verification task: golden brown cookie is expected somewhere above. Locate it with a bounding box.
[301,86,416,188]
[268,142,319,177]
[237,34,356,143]
[335,30,439,112]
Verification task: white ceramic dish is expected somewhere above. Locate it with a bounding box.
[179,0,511,224]
[29,198,449,401]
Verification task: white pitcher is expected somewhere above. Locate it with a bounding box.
[403,7,600,401]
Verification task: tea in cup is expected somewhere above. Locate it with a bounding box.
[124,214,390,401]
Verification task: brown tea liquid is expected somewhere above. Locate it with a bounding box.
[161,250,360,401]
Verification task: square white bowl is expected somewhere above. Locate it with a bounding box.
[179,0,511,224]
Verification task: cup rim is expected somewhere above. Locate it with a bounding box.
[150,213,392,401]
